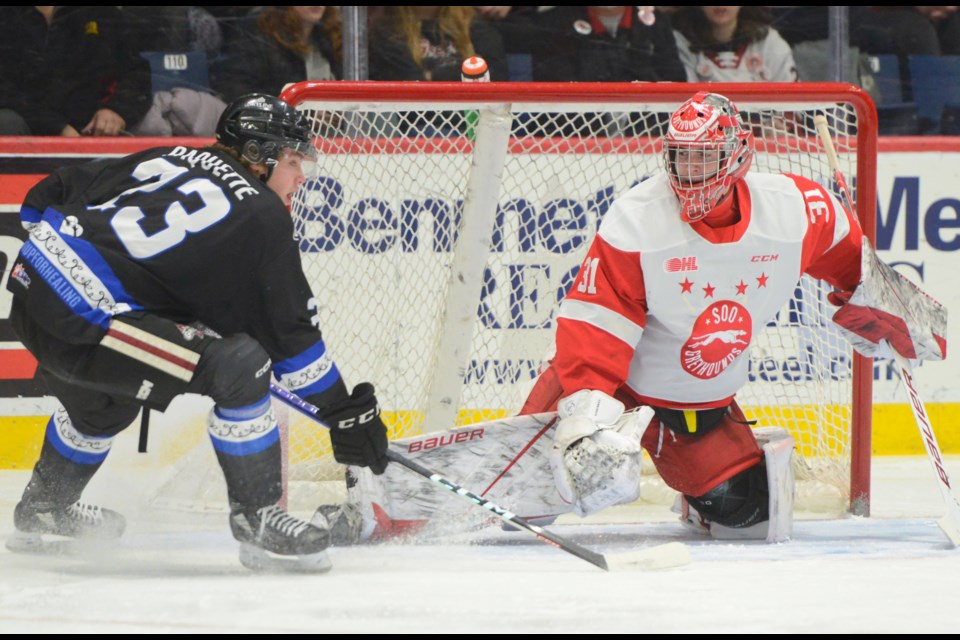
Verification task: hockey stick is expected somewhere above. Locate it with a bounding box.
[814,114,960,545]
[269,383,692,571]
[892,352,960,544]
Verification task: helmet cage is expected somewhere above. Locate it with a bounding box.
[661,92,754,223]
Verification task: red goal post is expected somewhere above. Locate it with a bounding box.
[278,81,877,516]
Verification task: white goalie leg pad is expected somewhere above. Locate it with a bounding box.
[310,464,386,545]
[674,427,795,543]
[550,406,653,517]
[757,426,795,543]
[707,426,795,543]
[318,412,572,542]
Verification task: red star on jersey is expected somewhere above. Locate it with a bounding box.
[702,282,715,298]
[679,277,694,293]
[757,273,769,288]
[736,280,748,295]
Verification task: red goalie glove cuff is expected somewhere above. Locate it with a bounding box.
[832,301,921,359]
[829,237,948,362]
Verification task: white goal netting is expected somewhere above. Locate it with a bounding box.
[153,82,876,517]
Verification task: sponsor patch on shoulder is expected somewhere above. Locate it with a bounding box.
[11,262,30,288]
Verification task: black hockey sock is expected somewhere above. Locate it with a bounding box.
[21,437,104,510]
[208,404,284,508]
[214,441,284,509]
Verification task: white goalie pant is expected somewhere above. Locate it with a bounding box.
[675,426,795,543]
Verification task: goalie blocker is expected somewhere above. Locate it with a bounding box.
[314,409,795,545]
[830,236,947,362]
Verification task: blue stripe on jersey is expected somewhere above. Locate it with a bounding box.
[293,370,343,398]
[45,416,112,466]
[273,339,342,396]
[20,204,42,226]
[214,395,272,421]
[22,209,141,328]
[20,241,111,328]
[209,425,279,457]
[42,208,139,309]
[272,339,330,374]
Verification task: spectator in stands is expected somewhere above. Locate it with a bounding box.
[671,6,798,83]
[454,7,539,81]
[123,6,224,57]
[122,7,227,137]
[365,7,507,137]
[0,6,152,136]
[854,6,960,56]
[522,7,685,84]
[200,6,259,50]
[213,6,342,103]
[766,7,875,87]
[475,6,513,21]
[368,7,508,82]
[502,7,685,137]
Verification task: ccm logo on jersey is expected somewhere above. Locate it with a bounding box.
[336,407,379,429]
[663,256,698,273]
[751,254,779,262]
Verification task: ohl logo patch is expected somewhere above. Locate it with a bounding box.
[681,301,752,379]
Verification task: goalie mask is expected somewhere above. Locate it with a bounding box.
[662,92,754,223]
[216,93,317,176]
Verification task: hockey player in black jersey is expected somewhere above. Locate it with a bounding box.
[3,93,390,572]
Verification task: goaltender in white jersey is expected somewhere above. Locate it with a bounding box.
[316,91,947,547]
[559,169,857,406]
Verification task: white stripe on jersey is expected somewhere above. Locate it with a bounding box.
[101,320,200,382]
[829,200,852,250]
[558,299,644,347]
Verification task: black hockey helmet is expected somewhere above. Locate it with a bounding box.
[215,93,316,168]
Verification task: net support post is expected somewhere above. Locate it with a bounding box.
[423,104,513,433]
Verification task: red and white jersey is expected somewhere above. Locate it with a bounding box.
[674,29,798,83]
[553,172,863,408]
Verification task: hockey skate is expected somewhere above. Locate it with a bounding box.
[5,500,126,555]
[672,495,771,541]
[229,504,332,573]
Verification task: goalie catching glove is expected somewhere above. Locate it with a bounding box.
[830,237,947,361]
[323,383,389,475]
[550,389,653,517]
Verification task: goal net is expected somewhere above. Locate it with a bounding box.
[152,82,876,518]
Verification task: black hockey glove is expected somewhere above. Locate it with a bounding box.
[323,382,389,475]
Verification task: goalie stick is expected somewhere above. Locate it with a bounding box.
[814,114,960,545]
[269,383,692,571]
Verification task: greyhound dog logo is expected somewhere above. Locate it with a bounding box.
[688,329,748,348]
[682,301,752,379]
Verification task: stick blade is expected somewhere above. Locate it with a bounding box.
[604,542,691,571]
[937,515,960,547]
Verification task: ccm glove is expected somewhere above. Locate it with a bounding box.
[324,382,389,474]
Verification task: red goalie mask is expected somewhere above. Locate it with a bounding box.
[662,92,755,223]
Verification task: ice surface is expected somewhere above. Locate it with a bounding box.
[1,455,959,633]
